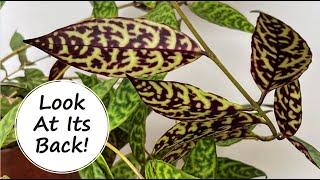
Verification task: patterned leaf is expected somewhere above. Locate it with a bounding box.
[0,104,20,148]
[288,136,320,169]
[153,112,266,161]
[144,2,180,30]
[129,103,151,165]
[251,12,312,93]
[133,1,157,11]
[216,157,266,179]
[24,18,203,78]
[79,155,113,179]
[274,80,302,138]
[2,127,16,147]
[91,78,118,99]
[145,159,196,179]
[10,31,31,65]
[142,1,157,9]
[0,96,21,118]
[111,154,140,179]
[76,72,101,88]
[188,1,254,32]
[182,137,217,178]
[216,124,257,147]
[92,1,118,18]
[49,60,69,80]
[128,76,244,121]
[102,127,129,167]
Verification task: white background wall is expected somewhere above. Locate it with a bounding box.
[1,1,320,178]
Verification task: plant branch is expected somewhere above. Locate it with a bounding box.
[105,142,144,179]
[171,1,278,141]
[257,91,268,105]
[0,45,31,64]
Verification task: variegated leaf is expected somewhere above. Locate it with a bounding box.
[153,112,266,158]
[128,76,244,121]
[145,159,196,179]
[0,104,20,148]
[129,103,150,165]
[91,78,118,99]
[216,157,266,179]
[144,2,180,30]
[134,1,157,11]
[76,72,101,88]
[24,18,203,78]
[111,154,140,179]
[188,1,254,32]
[274,80,302,138]
[182,137,217,178]
[142,1,157,9]
[0,95,21,118]
[78,154,113,179]
[288,136,320,169]
[49,60,68,80]
[251,12,312,93]
[92,1,118,18]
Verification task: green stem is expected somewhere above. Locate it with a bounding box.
[171,1,278,141]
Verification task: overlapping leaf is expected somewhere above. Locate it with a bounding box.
[251,12,312,93]
[10,31,31,65]
[128,76,244,121]
[110,154,140,179]
[182,137,217,178]
[144,2,180,30]
[0,104,20,148]
[24,17,203,78]
[1,95,21,118]
[274,80,302,138]
[91,78,118,99]
[288,136,320,169]
[76,72,101,88]
[153,112,266,162]
[92,1,118,18]
[145,159,196,179]
[78,155,113,179]
[216,157,266,179]
[134,1,157,11]
[188,1,254,32]
[48,60,68,80]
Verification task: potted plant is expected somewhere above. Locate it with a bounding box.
[1,1,319,179]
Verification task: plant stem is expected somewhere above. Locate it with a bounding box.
[0,45,31,64]
[257,91,267,105]
[171,1,278,141]
[105,142,144,179]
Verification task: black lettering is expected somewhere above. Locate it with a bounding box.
[63,98,73,110]
[33,116,49,131]
[50,141,60,152]
[49,116,59,131]
[72,136,82,153]
[39,95,50,110]
[52,99,62,110]
[36,137,48,153]
[82,119,90,131]
[74,93,85,110]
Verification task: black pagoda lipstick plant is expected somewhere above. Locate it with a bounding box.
[1,1,319,179]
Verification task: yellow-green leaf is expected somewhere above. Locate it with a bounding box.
[24,18,203,78]
[188,1,254,32]
[92,1,118,18]
[216,157,266,179]
[274,80,302,138]
[127,75,244,121]
[76,72,101,88]
[10,31,30,65]
[251,12,312,93]
[144,2,180,30]
[145,159,197,179]
[78,155,113,179]
[288,136,320,169]
[0,104,20,148]
[111,154,140,179]
[182,137,217,178]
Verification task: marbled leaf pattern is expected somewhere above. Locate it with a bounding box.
[128,76,245,121]
[78,155,113,179]
[216,157,266,179]
[251,12,312,93]
[145,159,196,179]
[24,17,203,78]
[111,154,140,179]
[144,2,180,30]
[188,1,254,32]
[182,137,217,178]
[0,104,20,148]
[274,80,302,138]
[76,72,101,88]
[92,1,118,19]
[288,136,320,169]
[153,112,266,161]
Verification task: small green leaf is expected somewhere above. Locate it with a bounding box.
[145,159,196,179]
[0,104,20,148]
[92,1,118,18]
[144,2,180,30]
[216,157,266,179]
[14,68,46,96]
[76,72,101,88]
[91,78,118,100]
[129,103,150,165]
[288,136,320,169]
[182,137,217,178]
[188,1,254,32]
[142,1,157,9]
[0,1,5,10]
[10,31,30,65]
[79,155,113,179]
[111,154,140,179]
[0,96,21,118]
